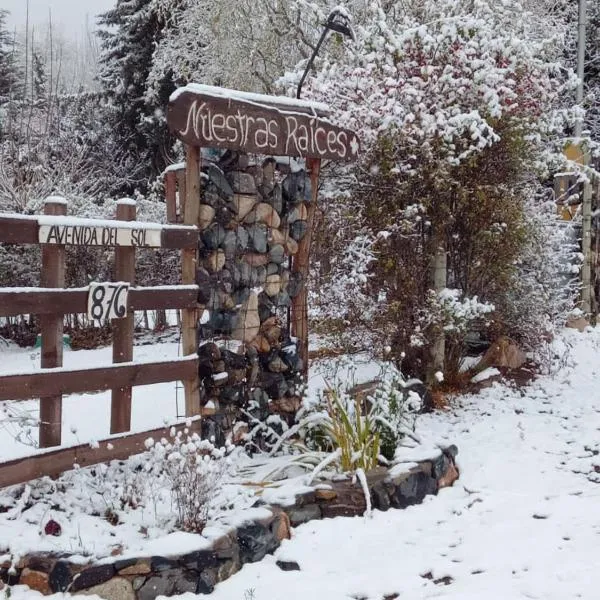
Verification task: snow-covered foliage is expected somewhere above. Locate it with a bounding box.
[304,0,575,168]
[412,289,494,349]
[144,428,234,533]
[301,0,579,378]
[296,363,424,467]
[498,195,581,347]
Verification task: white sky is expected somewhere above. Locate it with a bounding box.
[3,0,115,36]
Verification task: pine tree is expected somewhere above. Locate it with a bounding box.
[0,10,20,101]
[97,0,182,196]
[32,50,47,104]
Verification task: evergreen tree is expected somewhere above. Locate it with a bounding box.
[0,10,20,101]
[32,50,47,104]
[97,0,182,196]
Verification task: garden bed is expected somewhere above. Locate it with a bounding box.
[0,447,458,598]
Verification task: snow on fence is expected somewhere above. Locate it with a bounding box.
[0,198,201,488]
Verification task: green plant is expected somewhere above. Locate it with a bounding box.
[321,388,380,473]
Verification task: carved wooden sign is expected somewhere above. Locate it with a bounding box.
[167,90,360,161]
[39,224,162,247]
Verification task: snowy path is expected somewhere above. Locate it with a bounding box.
[198,330,600,600]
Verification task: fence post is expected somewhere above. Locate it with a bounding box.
[182,146,201,416]
[165,171,177,224]
[39,198,67,448]
[177,168,187,223]
[111,200,136,434]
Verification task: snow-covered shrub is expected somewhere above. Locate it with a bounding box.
[145,429,232,533]
[413,289,495,379]
[321,389,381,473]
[495,194,580,349]
[292,363,424,470]
[309,230,379,350]
[368,375,424,461]
[299,0,577,380]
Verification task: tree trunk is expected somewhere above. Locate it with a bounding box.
[428,227,447,385]
[155,309,168,331]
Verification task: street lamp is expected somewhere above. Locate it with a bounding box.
[296,8,354,99]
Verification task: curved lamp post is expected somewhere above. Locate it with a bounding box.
[296,8,354,99]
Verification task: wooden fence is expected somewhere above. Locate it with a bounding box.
[0,198,201,488]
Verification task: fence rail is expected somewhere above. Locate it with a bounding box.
[0,356,198,402]
[0,285,198,317]
[0,420,201,490]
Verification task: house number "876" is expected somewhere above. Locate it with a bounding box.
[87,282,130,321]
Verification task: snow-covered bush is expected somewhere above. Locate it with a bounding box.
[145,429,232,533]
[291,364,423,470]
[413,289,495,378]
[368,374,423,461]
[321,389,381,473]
[81,427,235,533]
[300,0,577,380]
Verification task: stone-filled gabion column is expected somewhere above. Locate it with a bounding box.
[195,152,311,443]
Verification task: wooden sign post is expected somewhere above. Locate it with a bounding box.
[292,157,321,376]
[167,84,360,392]
[182,146,201,416]
[39,199,67,447]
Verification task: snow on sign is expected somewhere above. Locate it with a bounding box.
[167,86,360,161]
[87,282,130,321]
[39,224,162,247]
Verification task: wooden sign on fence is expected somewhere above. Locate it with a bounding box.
[39,223,162,247]
[87,282,130,321]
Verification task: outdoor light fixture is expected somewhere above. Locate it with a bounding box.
[296,8,355,99]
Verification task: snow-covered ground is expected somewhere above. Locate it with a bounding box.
[196,328,600,600]
[4,328,600,599]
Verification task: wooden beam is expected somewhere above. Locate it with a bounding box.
[111,201,136,434]
[0,216,38,243]
[0,420,202,490]
[39,200,67,448]
[0,357,199,402]
[161,227,196,249]
[182,145,201,417]
[0,286,199,317]
[291,158,321,379]
[0,215,197,249]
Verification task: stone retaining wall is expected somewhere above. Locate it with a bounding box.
[0,447,458,599]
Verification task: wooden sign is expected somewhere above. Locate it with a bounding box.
[39,224,162,247]
[168,89,360,161]
[87,282,130,321]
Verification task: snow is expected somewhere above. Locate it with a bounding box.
[36,214,195,231]
[197,329,600,599]
[470,367,501,383]
[43,197,68,206]
[170,83,331,116]
[163,162,186,173]
[115,198,137,206]
[5,329,600,600]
